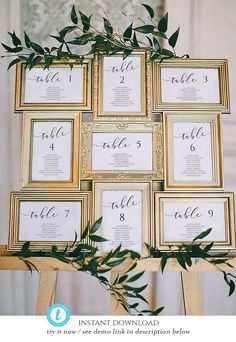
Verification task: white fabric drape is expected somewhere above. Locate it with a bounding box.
[0,0,236,315]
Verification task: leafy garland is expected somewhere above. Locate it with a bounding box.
[0,4,186,70]
[15,218,164,316]
[146,228,236,297]
[15,219,236,317]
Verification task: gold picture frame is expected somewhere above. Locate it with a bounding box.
[15,59,92,111]
[153,59,230,113]
[93,181,152,256]
[154,192,235,250]
[93,51,151,120]
[81,121,163,180]
[21,111,81,189]
[8,191,91,251]
[163,112,223,191]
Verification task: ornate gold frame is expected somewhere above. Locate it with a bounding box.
[93,181,152,256]
[15,59,92,111]
[154,192,235,250]
[152,59,230,113]
[8,191,91,251]
[163,112,224,191]
[81,121,163,180]
[21,111,81,189]
[93,51,151,120]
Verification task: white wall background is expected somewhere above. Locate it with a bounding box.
[0,0,235,315]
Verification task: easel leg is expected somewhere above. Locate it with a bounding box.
[110,271,128,316]
[36,271,58,315]
[181,271,203,315]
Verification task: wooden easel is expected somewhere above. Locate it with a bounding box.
[1,246,235,315]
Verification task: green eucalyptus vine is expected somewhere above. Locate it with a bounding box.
[0,4,186,70]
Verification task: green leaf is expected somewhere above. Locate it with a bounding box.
[134,284,148,293]
[59,25,78,38]
[21,241,30,255]
[127,271,144,283]
[123,284,138,291]
[1,43,23,53]
[106,258,126,267]
[102,249,114,264]
[44,55,54,69]
[89,234,108,242]
[161,48,174,57]
[158,13,168,33]
[31,42,45,55]
[79,12,92,32]
[124,292,139,299]
[161,254,168,273]
[26,52,35,67]
[98,276,109,284]
[123,49,132,59]
[7,58,21,70]
[134,25,154,34]
[211,259,229,265]
[129,250,141,260]
[24,31,31,48]
[97,267,112,273]
[193,228,212,242]
[150,306,164,315]
[131,32,139,47]
[153,31,167,39]
[118,274,128,284]
[90,217,102,234]
[136,293,149,304]
[203,242,214,254]
[123,23,133,40]
[126,261,137,273]
[168,27,180,48]
[146,36,153,47]
[68,33,94,45]
[111,244,122,258]
[81,222,90,240]
[142,4,154,19]
[103,18,113,35]
[145,242,156,256]
[71,5,78,24]
[229,280,235,296]
[153,37,160,52]
[29,56,42,69]
[176,253,187,270]
[184,254,192,267]
[130,303,139,309]
[8,31,21,47]
[50,35,64,43]
[150,52,160,61]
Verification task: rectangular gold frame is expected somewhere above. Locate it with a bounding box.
[93,51,151,120]
[81,121,163,180]
[154,192,235,250]
[153,59,230,113]
[93,181,152,256]
[21,111,81,189]
[8,190,91,251]
[163,112,224,191]
[15,59,92,111]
